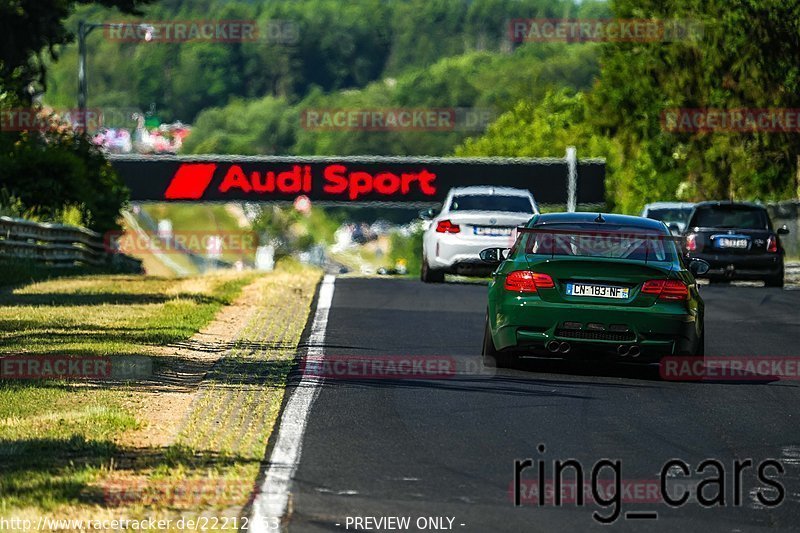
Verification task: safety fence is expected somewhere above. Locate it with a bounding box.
[0,216,142,272]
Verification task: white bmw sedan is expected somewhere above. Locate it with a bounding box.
[420,186,539,282]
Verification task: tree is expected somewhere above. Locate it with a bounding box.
[458,0,800,211]
[0,120,129,231]
[0,0,152,99]
[455,90,656,212]
[590,0,800,202]
[0,0,144,231]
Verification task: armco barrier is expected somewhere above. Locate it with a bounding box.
[0,216,142,272]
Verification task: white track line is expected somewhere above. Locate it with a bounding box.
[250,274,336,532]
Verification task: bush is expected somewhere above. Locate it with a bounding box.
[388,224,423,276]
[0,111,129,232]
[251,204,343,258]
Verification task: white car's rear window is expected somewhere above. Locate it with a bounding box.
[450,195,533,213]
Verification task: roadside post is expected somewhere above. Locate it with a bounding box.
[566,146,577,213]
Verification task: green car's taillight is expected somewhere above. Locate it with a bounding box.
[641,279,688,300]
[504,271,554,293]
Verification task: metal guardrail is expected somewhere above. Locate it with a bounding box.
[0,216,142,272]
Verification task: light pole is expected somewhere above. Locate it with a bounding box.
[78,21,110,121]
[77,21,153,122]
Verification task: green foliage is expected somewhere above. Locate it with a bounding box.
[42,0,600,123]
[251,205,343,257]
[185,43,602,156]
[181,96,297,154]
[456,90,645,212]
[0,124,129,232]
[388,226,423,276]
[0,0,152,98]
[457,1,800,212]
[13,0,800,215]
[590,0,800,205]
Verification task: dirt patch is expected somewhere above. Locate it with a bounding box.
[119,275,271,449]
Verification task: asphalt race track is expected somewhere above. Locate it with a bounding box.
[283,277,800,532]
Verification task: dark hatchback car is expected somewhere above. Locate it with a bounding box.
[682,201,790,287]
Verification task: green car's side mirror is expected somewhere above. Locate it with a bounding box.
[479,248,510,264]
[689,259,710,276]
[777,225,790,235]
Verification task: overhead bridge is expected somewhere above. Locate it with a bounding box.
[109,154,606,208]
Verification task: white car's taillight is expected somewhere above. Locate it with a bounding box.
[436,220,460,234]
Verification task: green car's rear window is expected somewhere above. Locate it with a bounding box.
[521,224,679,262]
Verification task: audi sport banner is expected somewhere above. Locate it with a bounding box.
[109,155,605,205]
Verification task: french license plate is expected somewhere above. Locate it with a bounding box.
[566,283,629,299]
[474,226,513,236]
[717,238,748,249]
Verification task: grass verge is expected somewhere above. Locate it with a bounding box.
[0,261,321,529]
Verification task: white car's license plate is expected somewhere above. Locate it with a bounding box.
[474,226,513,236]
[566,283,629,299]
[717,238,748,249]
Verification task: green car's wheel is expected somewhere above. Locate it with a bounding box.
[421,259,445,283]
[678,329,704,357]
[482,316,512,368]
[695,329,705,357]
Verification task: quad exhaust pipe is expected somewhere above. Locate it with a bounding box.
[617,344,641,357]
[546,340,571,353]
[547,340,637,357]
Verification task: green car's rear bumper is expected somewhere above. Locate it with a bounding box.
[492,297,701,360]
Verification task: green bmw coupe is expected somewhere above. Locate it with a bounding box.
[480,213,709,367]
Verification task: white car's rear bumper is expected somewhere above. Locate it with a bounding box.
[428,233,516,272]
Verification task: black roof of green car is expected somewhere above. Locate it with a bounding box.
[529,212,669,233]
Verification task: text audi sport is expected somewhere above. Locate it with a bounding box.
[480,212,708,367]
